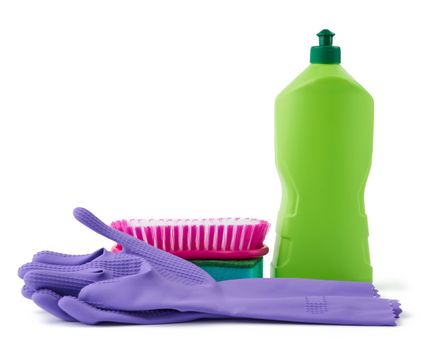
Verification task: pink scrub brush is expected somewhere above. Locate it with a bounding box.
[111,218,270,260]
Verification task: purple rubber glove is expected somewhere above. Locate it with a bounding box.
[58,294,400,326]
[20,250,388,324]
[20,253,387,323]
[61,262,400,326]
[20,248,401,325]
[24,261,401,326]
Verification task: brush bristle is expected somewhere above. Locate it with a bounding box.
[111,218,270,258]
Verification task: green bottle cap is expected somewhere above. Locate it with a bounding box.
[310,29,341,64]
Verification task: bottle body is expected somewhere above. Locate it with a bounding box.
[271,64,373,281]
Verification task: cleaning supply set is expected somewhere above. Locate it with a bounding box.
[111,217,270,280]
[18,30,402,326]
[19,208,400,325]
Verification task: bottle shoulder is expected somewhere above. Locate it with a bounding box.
[276,64,373,103]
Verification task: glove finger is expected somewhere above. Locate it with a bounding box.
[24,268,113,297]
[32,289,76,322]
[22,285,35,299]
[73,207,214,286]
[18,251,143,279]
[32,248,107,265]
[58,296,214,325]
[18,249,110,278]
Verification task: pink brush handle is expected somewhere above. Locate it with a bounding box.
[112,244,268,260]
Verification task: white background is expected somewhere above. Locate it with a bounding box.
[1,0,426,349]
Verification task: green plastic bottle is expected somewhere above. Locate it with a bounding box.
[271,30,373,282]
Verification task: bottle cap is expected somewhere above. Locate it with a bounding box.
[310,29,341,64]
